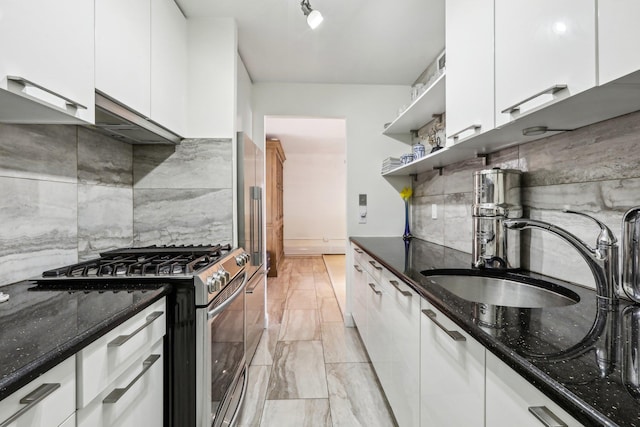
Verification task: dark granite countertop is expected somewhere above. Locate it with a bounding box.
[351,236,640,427]
[0,281,170,400]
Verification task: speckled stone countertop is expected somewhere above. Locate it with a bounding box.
[0,280,170,400]
[351,236,640,427]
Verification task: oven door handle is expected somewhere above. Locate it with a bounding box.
[207,271,248,319]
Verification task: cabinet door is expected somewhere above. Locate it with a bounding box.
[351,260,368,338]
[151,0,187,136]
[598,0,640,85]
[486,352,583,427]
[420,301,485,427]
[365,271,392,394]
[77,339,164,427]
[494,0,596,126]
[0,0,94,123]
[384,272,420,427]
[0,356,75,427]
[95,0,151,117]
[445,0,494,144]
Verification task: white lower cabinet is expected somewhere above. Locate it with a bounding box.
[365,270,393,396]
[351,259,368,340]
[0,356,75,427]
[420,301,485,427]
[77,339,164,427]
[486,351,583,427]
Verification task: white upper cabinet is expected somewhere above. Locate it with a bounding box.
[598,0,640,85]
[0,0,94,124]
[445,0,494,144]
[151,0,187,136]
[494,0,596,127]
[95,0,151,118]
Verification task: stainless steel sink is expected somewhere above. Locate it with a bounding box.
[424,275,580,308]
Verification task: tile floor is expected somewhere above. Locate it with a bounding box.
[236,256,397,427]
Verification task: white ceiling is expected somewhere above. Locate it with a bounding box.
[175,0,445,85]
[266,116,346,154]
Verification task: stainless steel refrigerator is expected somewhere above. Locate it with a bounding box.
[237,132,266,364]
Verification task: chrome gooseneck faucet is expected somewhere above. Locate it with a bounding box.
[503,210,619,308]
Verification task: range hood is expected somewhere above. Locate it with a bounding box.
[92,91,182,145]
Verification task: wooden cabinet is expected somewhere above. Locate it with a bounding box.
[76,298,166,427]
[486,352,583,427]
[445,0,494,144]
[0,0,94,124]
[494,0,597,127]
[0,356,75,427]
[598,0,640,85]
[266,139,286,277]
[420,300,485,427]
[96,0,186,136]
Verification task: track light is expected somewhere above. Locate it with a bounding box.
[301,0,323,29]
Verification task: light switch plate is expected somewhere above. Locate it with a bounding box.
[359,194,367,224]
[431,203,438,219]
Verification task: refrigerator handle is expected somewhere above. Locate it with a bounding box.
[257,187,264,265]
[249,186,255,256]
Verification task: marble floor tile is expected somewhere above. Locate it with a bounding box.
[318,297,343,323]
[251,323,280,366]
[326,363,397,427]
[288,273,315,290]
[260,399,331,427]
[321,323,369,363]
[267,298,286,325]
[286,289,318,309]
[315,278,337,299]
[236,365,270,427]
[267,278,289,300]
[266,340,328,399]
[278,309,321,341]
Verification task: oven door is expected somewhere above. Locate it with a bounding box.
[196,271,248,427]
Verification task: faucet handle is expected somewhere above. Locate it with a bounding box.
[563,209,617,246]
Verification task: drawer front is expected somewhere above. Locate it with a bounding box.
[77,339,164,427]
[77,298,166,408]
[0,356,75,427]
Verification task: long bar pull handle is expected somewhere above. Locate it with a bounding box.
[501,84,567,114]
[528,406,568,427]
[354,248,363,254]
[7,76,88,110]
[246,270,265,294]
[422,309,466,341]
[0,383,61,427]
[108,311,163,347]
[256,186,264,265]
[389,280,412,297]
[103,354,161,404]
[354,265,363,273]
[369,261,383,271]
[368,283,382,295]
[448,123,481,142]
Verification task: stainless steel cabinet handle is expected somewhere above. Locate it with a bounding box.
[103,354,161,404]
[422,309,466,341]
[108,311,164,347]
[368,283,382,295]
[354,248,363,254]
[389,280,412,297]
[448,123,481,142]
[501,84,567,114]
[354,265,363,273]
[0,383,61,427]
[369,261,383,271]
[528,406,568,427]
[7,75,87,110]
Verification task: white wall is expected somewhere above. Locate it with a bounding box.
[236,54,253,138]
[282,144,346,256]
[186,17,237,138]
[253,83,412,239]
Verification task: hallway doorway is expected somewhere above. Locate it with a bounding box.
[264,116,347,257]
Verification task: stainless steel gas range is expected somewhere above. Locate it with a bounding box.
[35,244,252,427]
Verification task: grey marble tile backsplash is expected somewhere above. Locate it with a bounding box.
[411,110,640,290]
[0,124,233,285]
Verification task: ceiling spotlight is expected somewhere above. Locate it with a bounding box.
[301,0,323,29]
[522,126,573,136]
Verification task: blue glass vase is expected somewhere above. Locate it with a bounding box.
[403,200,412,240]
